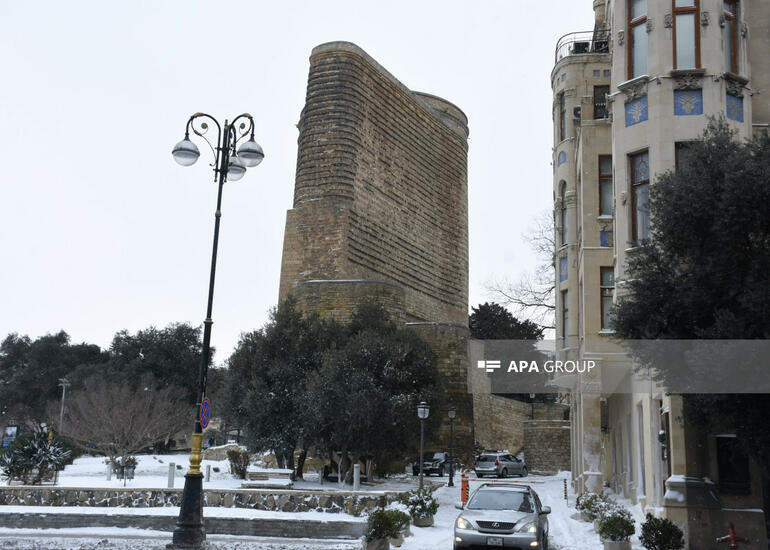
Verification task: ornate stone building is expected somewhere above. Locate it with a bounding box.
[278,42,473,455]
[553,0,769,545]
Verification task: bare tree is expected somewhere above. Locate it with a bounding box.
[485,210,556,331]
[61,376,191,467]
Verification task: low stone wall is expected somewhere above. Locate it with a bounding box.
[523,420,571,474]
[0,487,401,517]
[0,512,366,539]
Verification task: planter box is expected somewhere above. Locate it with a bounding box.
[594,519,601,533]
[389,532,404,547]
[603,540,631,550]
[364,538,390,550]
[580,511,592,522]
[413,515,434,527]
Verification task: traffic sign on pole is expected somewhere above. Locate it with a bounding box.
[199,398,211,429]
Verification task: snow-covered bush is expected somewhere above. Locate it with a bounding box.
[576,492,631,522]
[599,509,635,542]
[405,487,439,519]
[226,449,250,479]
[366,509,411,541]
[639,513,684,550]
[0,433,70,485]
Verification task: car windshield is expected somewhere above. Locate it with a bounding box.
[432,453,443,459]
[477,455,498,462]
[467,490,533,512]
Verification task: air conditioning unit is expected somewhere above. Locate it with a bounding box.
[573,106,582,121]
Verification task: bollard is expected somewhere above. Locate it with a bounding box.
[563,478,568,503]
[168,463,175,488]
[205,464,211,482]
[319,467,324,486]
[461,470,469,503]
[106,463,112,481]
[353,463,361,490]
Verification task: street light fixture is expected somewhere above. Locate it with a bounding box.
[447,406,456,487]
[168,112,263,550]
[417,401,430,490]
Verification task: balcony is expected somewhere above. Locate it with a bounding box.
[555,31,610,64]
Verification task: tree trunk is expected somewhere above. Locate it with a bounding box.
[344,452,359,485]
[285,448,295,472]
[295,448,307,480]
[275,454,285,469]
[338,449,349,486]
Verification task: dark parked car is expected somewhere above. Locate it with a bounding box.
[412,451,453,476]
[454,483,550,550]
[474,451,528,478]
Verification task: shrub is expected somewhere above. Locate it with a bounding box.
[366,509,411,541]
[599,510,635,542]
[121,456,138,468]
[0,433,71,485]
[406,487,439,520]
[639,514,684,550]
[227,449,250,479]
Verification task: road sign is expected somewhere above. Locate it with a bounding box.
[199,398,211,429]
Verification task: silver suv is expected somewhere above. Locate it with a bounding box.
[454,483,550,550]
[474,451,528,478]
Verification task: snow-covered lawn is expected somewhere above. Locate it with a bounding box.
[55,454,433,493]
[398,472,646,550]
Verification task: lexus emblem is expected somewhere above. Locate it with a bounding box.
[492,522,500,528]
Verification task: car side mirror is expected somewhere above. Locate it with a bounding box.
[455,502,464,510]
[540,506,551,515]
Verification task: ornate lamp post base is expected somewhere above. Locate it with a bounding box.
[167,472,205,548]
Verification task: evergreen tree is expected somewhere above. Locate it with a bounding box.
[469,302,544,340]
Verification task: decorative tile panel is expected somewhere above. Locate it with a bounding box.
[600,231,613,248]
[557,151,567,167]
[625,96,648,126]
[727,93,743,122]
[674,90,703,116]
[559,257,568,282]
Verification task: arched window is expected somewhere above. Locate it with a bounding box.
[560,182,568,245]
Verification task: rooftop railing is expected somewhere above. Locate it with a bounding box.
[555,30,610,64]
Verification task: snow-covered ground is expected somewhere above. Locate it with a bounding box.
[55,454,433,493]
[398,472,646,550]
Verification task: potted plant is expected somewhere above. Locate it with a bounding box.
[365,509,397,550]
[406,487,439,527]
[599,508,635,550]
[639,513,684,550]
[575,492,603,522]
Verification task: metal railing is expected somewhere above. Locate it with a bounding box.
[555,30,610,64]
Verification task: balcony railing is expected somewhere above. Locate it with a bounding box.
[555,30,610,64]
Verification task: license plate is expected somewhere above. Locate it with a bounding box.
[487,537,503,546]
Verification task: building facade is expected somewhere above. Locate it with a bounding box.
[552,0,769,545]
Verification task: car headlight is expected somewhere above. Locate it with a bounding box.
[456,517,473,530]
[516,521,538,533]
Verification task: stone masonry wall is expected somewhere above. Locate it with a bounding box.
[279,41,469,325]
[523,420,571,475]
[293,280,406,325]
[0,486,401,517]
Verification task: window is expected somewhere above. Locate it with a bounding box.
[601,267,615,330]
[559,93,567,141]
[717,436,750,494]
[629,0,648,79]
[673,0,700,69]
[561,183,568,245]
[675,142,692,172]
[562,290,569,345]
[594,85,609,119]
[599,155,613,216]
[630,151,650,242]
[724,1,738,73]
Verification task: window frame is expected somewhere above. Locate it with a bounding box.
[675,142,692,172]
[600,267,615,330]
[723,0,738,73]
[628,0,648,80]
[672,0,701,70]
[559,93,567,141]
[630,150,651,243]
[562,289,569,344]
[561,182,568,245]
[594,85,610,119]
[599,155,613,217]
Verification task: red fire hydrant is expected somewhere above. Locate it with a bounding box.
[461,471,469,503]
[716,524,749,549]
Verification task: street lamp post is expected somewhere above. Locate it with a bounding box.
[417,402,430,490]
[58,378,70,433]
[168,112,263,549]
[447,406,456,487]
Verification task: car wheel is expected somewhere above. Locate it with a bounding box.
[521,467,528,477]
[412,469,418,476]
[500,468,508,478]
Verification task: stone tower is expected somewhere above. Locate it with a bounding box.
[278,42,472,456]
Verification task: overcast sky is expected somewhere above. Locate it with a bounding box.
[0,1,594,364]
